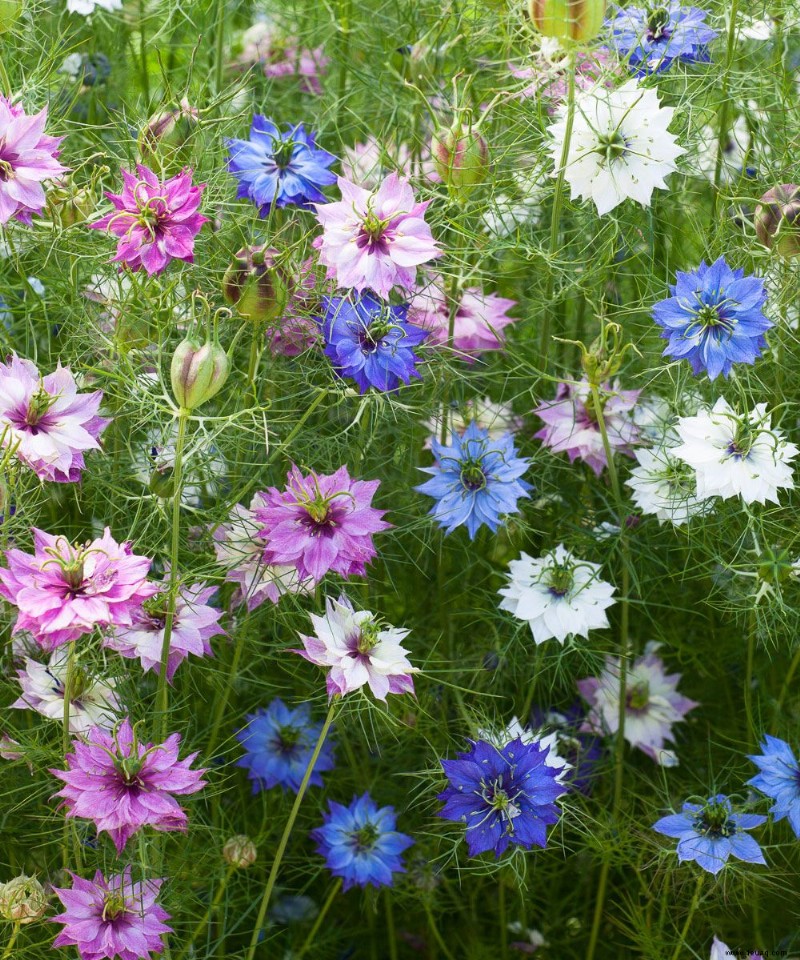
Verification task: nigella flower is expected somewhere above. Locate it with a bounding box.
[626,436,715,525]
[52,868,171,960]
[236,698,336,793]
[606,3,718,75]
[226,116,336,212]
[88,165,207,275]
[747,735,800,838]
[653,795,766,875]
[66,0,123,13]
[311,793,414,891]
[0,355,109,483]
[320,293,428,393]
[51,718,206,853]
[477,716,571,784]
[415,421,531,540]
[711,937,763,960]
[438,738,567,858]
[531,704,603,793]
[653,257,771,380]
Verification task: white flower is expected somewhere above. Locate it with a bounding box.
[548,78,684,216]
[627,439,714,525]
[67,0,122,14]
[498,544,616,646]
[477,716,571,782]
[673,398,798,505]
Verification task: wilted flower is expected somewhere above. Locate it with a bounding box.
[222,835,257,869]
[529,0,606,41]
[0,874,47,924]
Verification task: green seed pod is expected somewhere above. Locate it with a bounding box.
[170,338,229,411]
[528,0,606,41]
[431,122,489,198]
[222,245,289,322]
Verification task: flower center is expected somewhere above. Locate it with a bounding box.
[546,562,574,598]
[647,6,671,40]
[25,385,57,429]
[358,319,394,353]
[690,302,736,337]
[101,892,128,923]
[626,681,650,712]
[271,137,296,170]
[276,724,302,754]
[694,801,735,839]
[460,460,487,492]
[351,823,380,852]
[0,157,14,182]
[357,617,381,654]
[595,130,629,165]
[481,776,522,821]
[142,591,169,623]
[726,421,756,460]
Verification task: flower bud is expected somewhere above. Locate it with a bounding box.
[170,337,229,411]
[0,0,22,33]
[431,122,489,198]
[222,835,257,869]
[139,99,199,160]
[0,875,47,924]
[528,0,606,42]
[755,184,800,258]
[222,245,289,322]
[46,177,95,228]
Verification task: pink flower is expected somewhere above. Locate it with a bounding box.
[314,173,441,299]
[509,49,614,113]
[236,21,329,94]
[52,868,172,960]
[255,465,390,583]
[89,164,207,275]
[51,718,206,853]
[534,379,641,476]
[0,96,66,225]
[0,355,109,482]
[0,528,158,650]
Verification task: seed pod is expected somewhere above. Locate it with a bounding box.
[222,835,257,869]
[0,875,47,924]
[528,0,606,42]
[139,99,198,159]
[47,177,95,227]
[222,245,289,322]
[170,338,229,411]
[755,184,800,258]
[431,122,489,198]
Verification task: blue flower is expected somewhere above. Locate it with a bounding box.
[311,794,414,891]
[320,293,428,393]
[235,698,335,794]
[416,421,531,539]
[438,737,566,858]
[748,735,800,838]
[606,3,718,75]
[652,794,767,874]
[226,117,337,212]
[652,256,772,380]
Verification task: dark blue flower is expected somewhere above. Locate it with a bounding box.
[311,794,414,891]
[606,3,718,75]
[416,421,531,539]
[652,256,772,380]
[235,698,335,794]
[653,794,766,874]
[748,735,800,838]
[438,737,566,858]
[320,293,428,393]
[226,116,337,212]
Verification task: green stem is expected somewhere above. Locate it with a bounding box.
[775,642,800,715]
[0,924,18,960]
[712,0,741,209]
[423,902,456,960]
[175,866,235,960]
[498,879,508,960]
[744,607,757,744]
[138,0,150,105]
[336,0,352,123]
[669,874,704,960]
[385,888,398,960]
[213,0,226,96]
[62,641,82,871]
[295,879,341,959]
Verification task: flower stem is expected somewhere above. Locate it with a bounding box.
[175,866,235,960]
[775,642,800,716]
[0,924,18,960]
[669,874,704,960]
[712,0,741,210]
[423,902,457,960]
[138,0,150,105]
[213,0,226,96]
[385,888,398,960]
[295,879,341,959]
[498,878,508,960]
[744,606,757,744]
[61,641,82,871]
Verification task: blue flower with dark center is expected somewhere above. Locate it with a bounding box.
[320,293,428,393]
[235,698,335,794]
[311,794,414,891]
[416,421,531,540]
[652,256,772,380]
[226,116,337,212]
[652,794,766,874]
[606,3,718,75]
[748,735,800,838]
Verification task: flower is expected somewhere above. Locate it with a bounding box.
[498,544,616,646]
[0,96,66,225]
[652,795,766,875]
[0,528,158,650]
[52,868,171,960]
[424,398,522,449]
[236,698,336,793]
[626,437,714,525]
[66,0,122,13]
[531,704,603,793]
[89,165,207,275]
[341,137,435,189]
[578,643,698,766]
[222,835,257,868]
[478,716,571,783]
[652,257,771,380]
[673,398,798,505]
[320,293,428,393]
[438,737,567,858]
[51,718,206,853]
[0,874,47,924]
[255,465,390,583]
[747,735,800,838]
[534,379,640,476]
[711,937,763,960]
[416,421,531,539]
[294,594,417,700]
[606,3,718,75]
[548,77,684,216]
[314,173,441,298]
[226,117,336,212]
[311,793,414,891]
[0,355,109,482]
[510,45,613,109]
[235,21,329,95]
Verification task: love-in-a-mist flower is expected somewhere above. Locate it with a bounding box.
[548,77,685,215]
[653,795,766,875]
[673,398,798,504]
[747,735,800,838]
[652,257,771,380]
[52,868,171,960]
[311,793,414,891]
[51,718,206,853]
[438,737,567,858]
[498,544,616,645]
[236,698,336,793]
[531,704,603,793]
[626,436,714,525]
[606,3,718,75]
[66,0,123,14]
[255,465,390,583]
[416,421,531,539]
[226,117,336,212]
[0,355,109,482]
[89,165,207,275]
[478,716,571,784]
[320,293,428,393]
[578,643,698,766]
[314,173,441,298]
[711,937,763,960]
[0,528,157,650]
[294,594,417,700]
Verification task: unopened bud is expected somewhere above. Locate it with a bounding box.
[528,0,606,42]
[431,122,489,198]
[47,177,95,228]
[755,184,800,258]
[222,245,289,322]
[140,99,199,159]
[223,835,257,869]
[170,337,229,411]
[0,875,47,924]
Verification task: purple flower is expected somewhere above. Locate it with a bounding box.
[711,937,763,960]
[607,3,718,75]
[747,735,800,838]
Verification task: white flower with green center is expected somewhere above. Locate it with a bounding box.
[626,438,715,525]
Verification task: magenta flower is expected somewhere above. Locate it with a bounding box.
[255,465,390,583]
[89,165,207,275]
[0,355,109,482]
[51,718,206,853]
[314,173,441,299]
[52,867,171,960]
[0,96,66,225]
[0,528,158,651]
